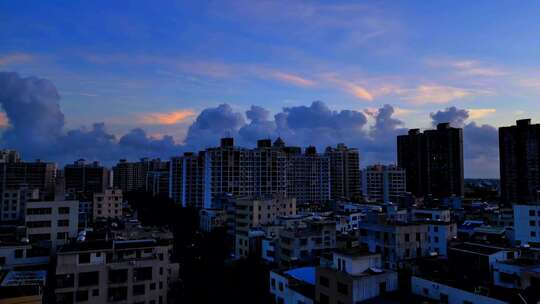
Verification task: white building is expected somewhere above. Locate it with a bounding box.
[335,211,364,234]
[426,222,457,256]
[270,267,315,304]
[493,258,540,289]
[513,203,540,246]
[361,165,406,204]
[25,199,79,250]
[412,276,507,304]
[316,249,398,303]
[93,188,122,220]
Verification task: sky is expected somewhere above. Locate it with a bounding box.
[1,0,540,178]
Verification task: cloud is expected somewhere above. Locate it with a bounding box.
[140,110,196,125]
[0,112,9,128]
[0,53,34,66]
[467,108,496,120]
[401,85,485,105]
[271,72,315,87]
[0,72,501,177]
[324,75,374,101]
[426,58,506,77]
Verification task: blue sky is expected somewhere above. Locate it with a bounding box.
[1,1,540,177]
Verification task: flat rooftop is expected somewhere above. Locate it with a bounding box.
[450,242,508,255]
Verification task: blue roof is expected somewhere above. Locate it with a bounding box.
[285,267,316,285]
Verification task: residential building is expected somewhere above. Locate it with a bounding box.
[55,238,177,304]
[325,144,361,200]
[397,123,464,199]
[0,159,56,200]
[146,169,170,198]
[286,146,331,205]
[513,202,540,246]
[64,159,109,200]
[0,187,39,222]
[315,249,398,304]
[25,199,79,250]
[358,219,429,270]
[0,242,49,269]
[270,267,315,304]
[93,188,123,220]
[234,196,296,258]
[0,149,21,163]
[499,119,540,205]
[493,258,540,290]
[113,158,167,193]
[0,270,47,304]
[411,275,507,304]
[277,218,336,265]
[361,164,406,204]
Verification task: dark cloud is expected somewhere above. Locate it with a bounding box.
[430,106,469,128]
[430,107,499,178]
[0,72,501,177]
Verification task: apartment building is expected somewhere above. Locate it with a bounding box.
[315,249,398,304]
[64,159,109,200]
[93,188,123,220]
[113,158,167,193]
[0,159,56,199]
[277,218,336,265]
[235,196,296,258]
[286,146,331,205]
[0,187,39,222]
[358,219,429,270]
[55,238,177,304]
[513,203,540,246]
[25,199,79,250]
[325,144,361,201]
[361,164,406,204]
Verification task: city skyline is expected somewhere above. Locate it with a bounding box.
[2,1,540,178]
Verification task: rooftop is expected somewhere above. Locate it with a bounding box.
[450,242,509,255]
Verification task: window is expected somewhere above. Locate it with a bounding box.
[14,249,23,258]
[59,207,70,214]
[109,269,128,283]
[108,287,127,302]
[530,210,536,216]
[404,233,410,242]
[319,276,329,287]
[56,274,74,288]
[278,282,284,291]
[423,288,429,295]
[28,233,50,242]
[271,278,276,289]
[531,231,536,237]
[434,237,439,243]
[27,207,51,215]
[92,289,99,297]
[434,226,439,232]
[416,233,420,241]
[440,293,449,304]
[133,284,145,296]
[78,271,99,287]
[79,253,91,264]
[58,219,70,227]
[76,290,89,302]
[337,281,348,295]
[530,220,536,226]
[27,221,51,228]
[57,232,68,239]
[150,283,156,290]
[319,293,329,304]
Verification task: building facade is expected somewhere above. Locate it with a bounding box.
[325,144,361,201]
[361,164,406,204]
[499,119,540,204]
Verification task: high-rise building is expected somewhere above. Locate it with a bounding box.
[0,149,21,163]
[499,119,540,204]
[397,123,464,199]
[113,158,167,193]
[93,188,123,220]
[361,164,406,204]
[286,146,331,205]
[325,144,361,200]
[0,158,56,200]
[64,159,109,200]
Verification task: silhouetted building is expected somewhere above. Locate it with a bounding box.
[397,123,464,199]
[499,119,540,204]
[325,143,361,200]
[0,158,56,200]
[64,159,109,200]
[112,158,167,193]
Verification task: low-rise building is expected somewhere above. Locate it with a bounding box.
[277,218,336,265]
[0,270,47,304]
[25,199,79,250]
[315,249,398,304]
[513,203,540,246]
[270,267,315,304]
[55,238,178,304]
[493,258,540,290]
[0,242,49,269]
[93,188,123,220]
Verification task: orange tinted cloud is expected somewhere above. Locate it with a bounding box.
[0,112,9,128]
[468,108,496,119]
[272,72,315,87]
[141,110,196,125]
[0,53,33,66]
